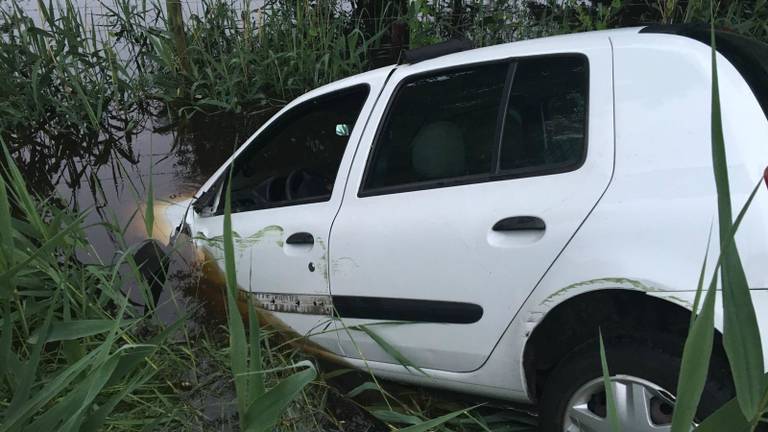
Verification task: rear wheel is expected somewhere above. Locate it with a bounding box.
[537,335,734,432]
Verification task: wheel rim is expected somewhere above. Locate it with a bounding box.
[563,375,686,432]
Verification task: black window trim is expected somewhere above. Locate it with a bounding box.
[357,52,590,198]
[198,83,372,217]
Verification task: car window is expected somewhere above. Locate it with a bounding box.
[360,55,589,197]
[223,85,369,214]
[363,63,509,192]
[500,56,588,173]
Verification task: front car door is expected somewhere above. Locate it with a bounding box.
[329,39,614,372]
[188,69,392,353]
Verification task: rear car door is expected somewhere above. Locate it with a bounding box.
[329,40,614,372]
[188,70,391,353]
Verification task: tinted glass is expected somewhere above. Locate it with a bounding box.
[364,63,509,191]
[500,56,587,172]
[226,86,368,213]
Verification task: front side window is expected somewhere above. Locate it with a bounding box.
[224,85,369,214]
[361,55,588,196]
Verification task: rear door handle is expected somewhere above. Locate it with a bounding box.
[286,232,314,245]
[492,216,546,232]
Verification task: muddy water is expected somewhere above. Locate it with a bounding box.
[11,107,399,430]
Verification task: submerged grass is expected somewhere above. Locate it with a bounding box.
[0,140,374,430]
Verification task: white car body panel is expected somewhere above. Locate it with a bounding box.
[329,34,615,373]
[187,66,395,354]
[177,27,768,404]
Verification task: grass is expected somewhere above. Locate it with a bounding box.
[0,131,536,430]
[0,138,363,430]
[3,0,768,430]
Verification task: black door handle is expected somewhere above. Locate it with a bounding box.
[286,232,314,245]
[492,216,546,232]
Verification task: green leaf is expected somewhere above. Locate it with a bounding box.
[694,396,751,432]
[398,409,474,432]
[144,151,154,239]
[58,353,121,432]
[81,369,152,432]
[371,410,422,425]
[671,174,763,430]
[599,330,621,432]
[247,298,264,398]
[0,173,13,297]
[0,301,10,380]
[27,319,122,344]
[351,324,427,376]
[222,164,249,421]
[0,211,88,285]
[242,361,317,432]
[671,275,717,432]
[345,381,382,398]
[0,326,104,431]
[7,298,55,419]
[708,26,765,419]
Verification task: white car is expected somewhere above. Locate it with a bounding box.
[173,24,768,431]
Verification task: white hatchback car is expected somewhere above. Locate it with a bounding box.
[173,24,768,431]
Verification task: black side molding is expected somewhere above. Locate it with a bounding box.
[333,296,483,324]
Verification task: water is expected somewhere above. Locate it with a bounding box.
[4,2,539,429]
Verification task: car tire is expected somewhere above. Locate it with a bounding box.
[537,333,734,432]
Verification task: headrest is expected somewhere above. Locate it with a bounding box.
[410,121,465,180]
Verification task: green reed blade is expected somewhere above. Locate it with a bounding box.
[708,23,765,420]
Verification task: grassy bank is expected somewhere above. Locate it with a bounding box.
[0,139,351,430]
[0,136,537,429]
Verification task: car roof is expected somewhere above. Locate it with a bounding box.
[307,27,644,98]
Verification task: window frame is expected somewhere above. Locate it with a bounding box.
[197,83,371,217]
[357,53,590,198]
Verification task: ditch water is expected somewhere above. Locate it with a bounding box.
[4,2,396,429]
[7,2,537,429]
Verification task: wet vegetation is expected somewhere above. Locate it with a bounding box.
[2,0,768,430]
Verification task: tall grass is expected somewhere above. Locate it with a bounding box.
[147,0,382,115]
[0,139,365,430]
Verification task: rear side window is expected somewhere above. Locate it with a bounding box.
[223,85,369,214]
[500,56,587,173]
[364,63,509,190]
[361,54,588,196]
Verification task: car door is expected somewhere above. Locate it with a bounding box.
[188,70,392,353]
[329,40,614,372]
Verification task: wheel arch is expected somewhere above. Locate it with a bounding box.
[521,287,726,401]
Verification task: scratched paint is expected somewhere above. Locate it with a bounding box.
[525,277,695,337]
[331,256,359,276]
[196,224,284,251]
